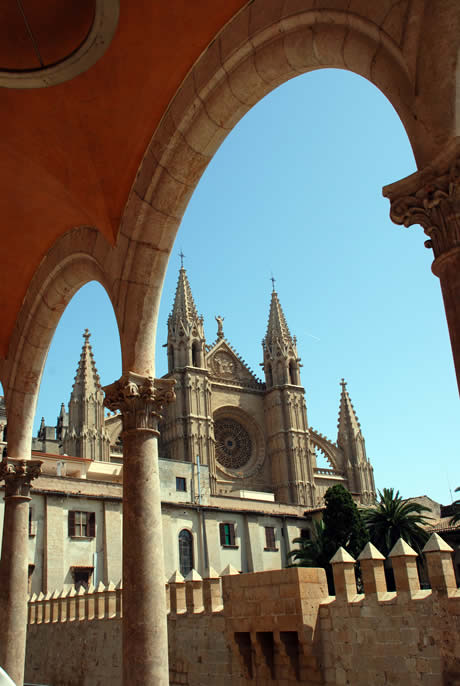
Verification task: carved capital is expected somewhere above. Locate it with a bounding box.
[0,458,42,498]
[383,142,460,259]
[103,373,176,434]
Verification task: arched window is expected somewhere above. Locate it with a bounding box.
[289,361,297,385]
[178,529,194,577]
[192,341,201,368]
[266,363,273,387]
[168,345,174,372]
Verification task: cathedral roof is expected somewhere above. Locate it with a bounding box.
[69,329,103,402]
[169,267,200,326]
[337,379,361,442]
[263,288,295,350]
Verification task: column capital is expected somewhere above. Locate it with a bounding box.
[0,458,42,498]
[383,140,460,260]
[103,372,176,434]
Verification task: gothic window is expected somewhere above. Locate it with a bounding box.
[289,361,297,385]
[267,364,273,387]
[68,511,96,538]
[192,341,201,367]
[178,529,194,577]
[168,345,174,372]
[219,522,236,547]
[214,419,251,470]
[264,526,276,551]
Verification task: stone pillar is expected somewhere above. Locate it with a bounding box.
[103,373,175,686]
[0,458,42,686]
[383,142,460,394]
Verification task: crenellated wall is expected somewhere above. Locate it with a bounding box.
[25,535,460,686]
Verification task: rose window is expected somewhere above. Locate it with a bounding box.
[214,418,252,470]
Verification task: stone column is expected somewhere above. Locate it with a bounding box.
[103,373,175,686]
[383,142,460,394]
[0,458,42,686]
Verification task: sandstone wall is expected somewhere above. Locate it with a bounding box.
[25,534,460,686]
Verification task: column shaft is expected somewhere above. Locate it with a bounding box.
[0,459,41,686]
[123,428,168,685]
[103,373,175,686]
[433,248,460,394]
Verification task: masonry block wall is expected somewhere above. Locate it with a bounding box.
[25,535,460,686]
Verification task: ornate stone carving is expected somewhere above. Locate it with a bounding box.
[214,418,252,470]
[383,149,460,260]
[0,458,42,498]
[212,351,235,378]
[103,373,176,434]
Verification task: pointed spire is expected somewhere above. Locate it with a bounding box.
[63,330,109,460]
[264,289,294,349]
[69,330,103,401]
[169,267,199,328]
[337,379,361,444]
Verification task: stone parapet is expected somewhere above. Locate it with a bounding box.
[26,535,460,686]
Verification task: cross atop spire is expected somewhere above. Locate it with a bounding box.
[83,328,91,342]
[270,274,276,292]
[264,289,294,348]
[337,379,361,442]
[179,250,185,269]
[169,265,199,325]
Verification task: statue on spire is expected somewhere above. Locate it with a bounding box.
[215,315,225,339]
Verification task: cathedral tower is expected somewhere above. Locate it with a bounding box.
[63,330,110,461]
[337,379,375,504]
[160,265,216,488]
[262,286,315,506]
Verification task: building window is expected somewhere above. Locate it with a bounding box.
[68,511,96,538]
[178,529,194,577]
[29,507,37,537]
[300,528,311,540]
[219,522,237,547]
[28,564,35,594]
[264,526,277,551]
[71,566,93,592]
[176,477,187,492]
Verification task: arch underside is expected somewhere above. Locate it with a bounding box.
[3,0,458,451]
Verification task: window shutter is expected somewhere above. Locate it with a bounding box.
[88,512,96,538]
[68,511,76,537]
[219,523,225,545]
[229,523,235,546]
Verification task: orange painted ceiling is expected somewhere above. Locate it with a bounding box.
[0,0,246,359]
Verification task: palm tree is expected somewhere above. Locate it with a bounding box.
[361,488,432,556]
[449,487,460,526]
[287,520,328,568]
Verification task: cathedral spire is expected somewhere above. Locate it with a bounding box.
[63,330,109,460]
[69,329,103,401]
[167,266,205,370]
[262,286,300,387]
[337,379,361,441]
[169,267,200,331]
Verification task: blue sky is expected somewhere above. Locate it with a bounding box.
[31,69,459,505]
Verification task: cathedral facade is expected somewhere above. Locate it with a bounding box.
[0,267,375,595]
[159,265,376,508]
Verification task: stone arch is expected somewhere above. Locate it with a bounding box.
[117,2,433,373]
[0,226,117,457]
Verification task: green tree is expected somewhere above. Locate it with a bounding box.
[287,520,328,568]
[362,488,431,556]
[321,484,369,561]
[288,485,369,592]
[449,487,460,526]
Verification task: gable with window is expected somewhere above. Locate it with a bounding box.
[68,511,96,538]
